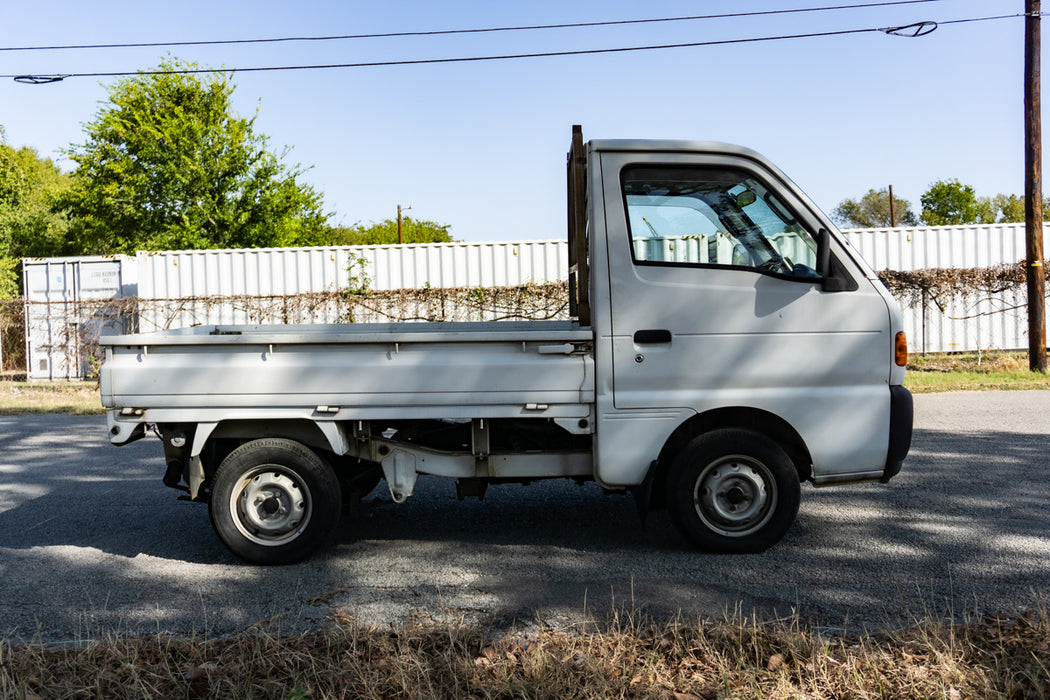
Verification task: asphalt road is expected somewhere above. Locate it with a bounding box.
[1,391,1048,644]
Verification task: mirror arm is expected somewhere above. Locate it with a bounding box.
[818,227,831,277]
[818,228,854,292]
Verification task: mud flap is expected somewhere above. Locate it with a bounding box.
[631,460,658,530]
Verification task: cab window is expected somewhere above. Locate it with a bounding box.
[622,165,821,280]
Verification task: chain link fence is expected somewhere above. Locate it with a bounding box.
[879,261,1049,356]
[0,301,26,378]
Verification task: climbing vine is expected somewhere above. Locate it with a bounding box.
[877,260,1049,310]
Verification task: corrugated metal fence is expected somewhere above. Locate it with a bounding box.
[842,224,1049,355]
[134,240,568,331]
[842,224,1036,271]
[138,240,568,298]
[18,226,1050,379]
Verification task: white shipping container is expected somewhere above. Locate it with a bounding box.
[22,256,137,380]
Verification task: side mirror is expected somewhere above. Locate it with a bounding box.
[817,228,855,292]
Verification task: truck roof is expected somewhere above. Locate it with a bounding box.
[587,139,768,162]
[586,138,807,214]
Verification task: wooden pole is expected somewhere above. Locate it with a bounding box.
[397,204,403,245]
[1025,0,1047,372]
[888,184,897,227]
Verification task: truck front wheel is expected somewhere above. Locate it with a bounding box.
[666,429,800,553]
[209,438,341,564]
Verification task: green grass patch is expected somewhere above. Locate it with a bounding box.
[0,380,103,415]
[905,351,1050,393]
[906,370,1050,393]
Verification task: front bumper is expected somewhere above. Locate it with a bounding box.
[880,384,913,483]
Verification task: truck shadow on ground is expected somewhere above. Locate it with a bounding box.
[1,416,1048,641]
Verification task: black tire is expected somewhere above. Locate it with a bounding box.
[666,428,800,553]
[208,438,341,564]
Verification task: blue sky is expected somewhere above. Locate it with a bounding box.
[0,0,1033,242]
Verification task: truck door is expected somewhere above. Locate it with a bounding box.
[597,150,893,481]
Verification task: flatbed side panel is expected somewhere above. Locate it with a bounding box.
[101,339,594,411]
[99,320,589,346]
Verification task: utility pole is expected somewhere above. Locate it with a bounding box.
[888,184,897,227]
[397,204,412,245]
[1025,0,1047,372]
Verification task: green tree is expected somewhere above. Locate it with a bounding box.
[326,216,454,245]
[62,59,329,255]
[976,193,1050,223]
[0,130,72,298]
[983,194,1025,223]
[832,188,917,228]
[920,179,991,226]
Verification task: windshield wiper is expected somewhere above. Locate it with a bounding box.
[642,217,660,237]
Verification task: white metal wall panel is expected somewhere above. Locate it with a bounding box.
[897,289,1031,355]
[841,223,1047,271]
[354,241,569,290]
[136,241,570,330]
[139,241,569,297]
[632,235,709,264]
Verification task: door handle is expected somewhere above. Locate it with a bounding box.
[633,329,672,344]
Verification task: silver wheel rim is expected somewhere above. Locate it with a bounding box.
[230,465,312,547]
[693,455,776,537]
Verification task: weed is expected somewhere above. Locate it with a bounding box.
[3,608,1048,699]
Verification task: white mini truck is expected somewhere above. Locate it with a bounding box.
[100,127,913,564]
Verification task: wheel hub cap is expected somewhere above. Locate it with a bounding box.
[694,457,776,537]
[233,468,310,545]
[725,485,748,506]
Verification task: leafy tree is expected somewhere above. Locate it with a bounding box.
[61,58,329,255]
[983,194,1024,223]
[0,130,72,298]
[326,216,454,245]
[919,179,990,226]
[976,193,1050,223]
[0,257,17,300]
[832,188,917,228]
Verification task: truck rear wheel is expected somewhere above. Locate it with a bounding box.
[209,438,341,564]
[666,429,800,553]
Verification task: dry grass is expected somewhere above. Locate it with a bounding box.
[0,379,102,415]
[2,608,1048,699]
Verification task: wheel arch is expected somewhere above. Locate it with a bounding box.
[201,418,336,460]
[648,407,812,509]
[169,418,343,497]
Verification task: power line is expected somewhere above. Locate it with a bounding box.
[7,13,1023,84]
[0,0,947,52]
